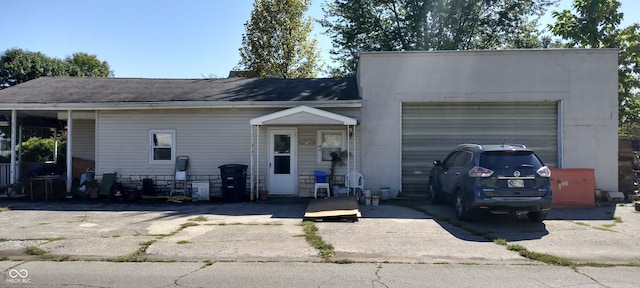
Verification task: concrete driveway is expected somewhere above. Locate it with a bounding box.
[0,198,638,265]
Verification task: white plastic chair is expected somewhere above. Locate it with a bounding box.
[345,172,364,197]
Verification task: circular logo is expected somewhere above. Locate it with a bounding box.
[513,171,521,177]
[9,269,29,279]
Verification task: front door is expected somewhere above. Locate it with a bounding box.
[268,128,297,195]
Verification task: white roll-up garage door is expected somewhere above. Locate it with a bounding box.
[402,102,558,194]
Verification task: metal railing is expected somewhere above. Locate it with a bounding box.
[0,163,21,187]
[0,163,10,187]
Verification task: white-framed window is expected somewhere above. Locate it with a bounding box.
[317,130,345,163]
[149,130,175,164]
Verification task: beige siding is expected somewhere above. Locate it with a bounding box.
[71,119,95,161]
[96,108,361,187]
[96,109,263,177]
[296,125,361,177]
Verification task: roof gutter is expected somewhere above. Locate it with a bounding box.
[0,100,362,111]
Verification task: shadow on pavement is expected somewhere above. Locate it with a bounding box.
[0,197,311,220]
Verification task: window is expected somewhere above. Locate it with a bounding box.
[453,151,472,167]
[318,130,345,162]
[150,130,175,164]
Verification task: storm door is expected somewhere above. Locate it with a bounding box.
[268,128,297,195]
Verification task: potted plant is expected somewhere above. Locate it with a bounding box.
[85,180,100,199]
[329,150,348,193]
[259,190,268,201]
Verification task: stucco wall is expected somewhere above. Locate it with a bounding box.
[357,49,619,194]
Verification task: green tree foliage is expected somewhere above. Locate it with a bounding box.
[320,0,557,76]
[549,0,640,134]
[20,137,56,163]
[237,0,322,78]
[0,127,65,163]
[0,48,113,89]
[65,52,113,77]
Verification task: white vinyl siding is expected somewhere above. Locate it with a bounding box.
[71,119,95,161]
[96,109,258,177]
[296,125,360,177]
[95,108,360,192]
[401,102,558,194]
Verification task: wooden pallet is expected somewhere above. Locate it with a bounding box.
[303,196,361,222]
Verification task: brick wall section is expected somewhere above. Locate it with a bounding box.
[299,174,345,198]
[96,174,342,198]
[97,174,222,197]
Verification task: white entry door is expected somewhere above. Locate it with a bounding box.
[268,128,297,195]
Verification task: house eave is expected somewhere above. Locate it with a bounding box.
[0,100,362,111]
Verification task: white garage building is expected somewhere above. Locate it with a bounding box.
[358,49,619,197]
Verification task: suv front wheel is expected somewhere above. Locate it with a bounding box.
[427,180,442,204]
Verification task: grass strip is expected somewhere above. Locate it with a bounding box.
[301,221,334,261]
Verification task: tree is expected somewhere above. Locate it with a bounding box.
[237,0,322,78]
[0,48,113,89]
[549,0,640,134]
[65,52,113,77]
[320,0,558,76]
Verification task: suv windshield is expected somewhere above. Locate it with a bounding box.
[479,151,543,169]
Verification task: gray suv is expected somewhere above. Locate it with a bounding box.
[428,144,552,222]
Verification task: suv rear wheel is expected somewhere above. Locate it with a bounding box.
[455,191,470,221]
[527,211,547,222]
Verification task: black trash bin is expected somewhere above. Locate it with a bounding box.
[219,164,248,202]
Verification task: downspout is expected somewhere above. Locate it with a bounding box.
[66,110,73,193]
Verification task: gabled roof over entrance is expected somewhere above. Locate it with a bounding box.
[250,105,357,125]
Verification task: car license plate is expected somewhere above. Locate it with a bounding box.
[508,179,524,188]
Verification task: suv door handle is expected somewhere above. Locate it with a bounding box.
[455,172,460,175]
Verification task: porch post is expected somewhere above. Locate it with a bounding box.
[9,110,17,184]
[250,125,254,201]
[66,110,73,193]
[346,125,351,176]
[256,125,260,200]
[353,124,357,173]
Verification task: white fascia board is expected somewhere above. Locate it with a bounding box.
[250,105,358,125]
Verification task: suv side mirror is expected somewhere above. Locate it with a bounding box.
[433,160,442,167]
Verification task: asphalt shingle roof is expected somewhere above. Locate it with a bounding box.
[0,76,359,104]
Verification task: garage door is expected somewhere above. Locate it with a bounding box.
[402,102,558,195]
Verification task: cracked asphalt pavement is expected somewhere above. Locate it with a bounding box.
[1,198,639,287]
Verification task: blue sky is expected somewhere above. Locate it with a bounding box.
[1,0,638,79]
